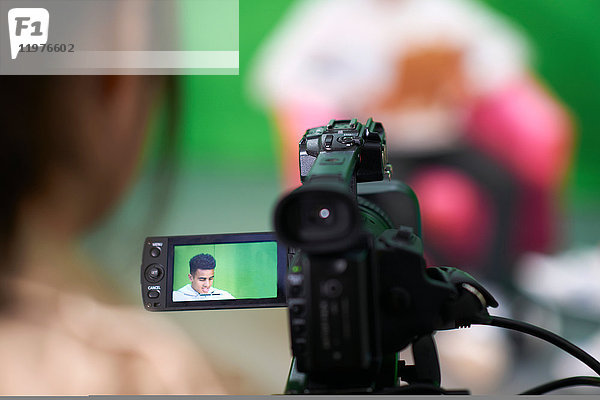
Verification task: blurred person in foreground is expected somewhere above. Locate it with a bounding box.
[0,75,226,395]
[0,0,226,394]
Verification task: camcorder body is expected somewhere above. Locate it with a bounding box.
[274,119,496,393]
[140,118,497,394]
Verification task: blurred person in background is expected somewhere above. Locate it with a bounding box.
[251,0,573,283]
[0,74,225,395]
[251,0,573,392]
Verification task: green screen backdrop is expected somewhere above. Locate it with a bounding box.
[173,241,278,298]
[171,0,599,203]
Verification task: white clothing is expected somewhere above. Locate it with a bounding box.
[173,284,235,301]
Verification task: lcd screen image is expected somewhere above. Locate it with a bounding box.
[172,241,278,301]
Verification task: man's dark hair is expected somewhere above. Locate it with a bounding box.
[189,253,216,274]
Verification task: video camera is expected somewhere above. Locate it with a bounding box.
[273,118,498,394]
[141,119,600,394]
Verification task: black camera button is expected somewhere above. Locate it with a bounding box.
[321,279,343,298]
[150,247,161,257]
[395,226,414,241]
[145,264,164,282]
[332,259,347,274]
[292,323,306,334]
[290,285,302,297]
[291,304,305,316]
[294,342,306,354]
[324,134,334,149]
[288,274,304,297]
[148,290,160,299]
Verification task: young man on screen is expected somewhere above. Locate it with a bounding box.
[173,254,235,301]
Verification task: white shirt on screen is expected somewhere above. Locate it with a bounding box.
[173,284,235,301]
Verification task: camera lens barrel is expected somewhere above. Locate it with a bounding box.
[274,178,362,253]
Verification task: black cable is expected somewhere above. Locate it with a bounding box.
[475,315,600,376]
[520,376,600,395]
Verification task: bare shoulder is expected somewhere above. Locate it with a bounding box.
[0,280,226,395]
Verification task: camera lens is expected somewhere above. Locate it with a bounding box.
[273,180,362,253]
[319,208,330,219]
